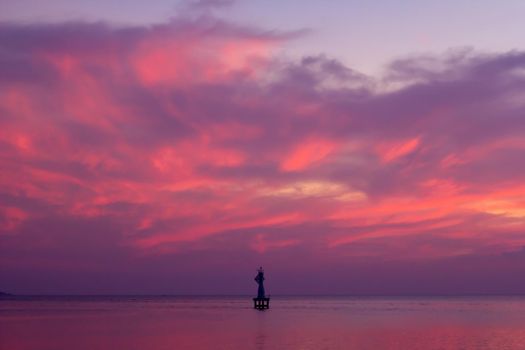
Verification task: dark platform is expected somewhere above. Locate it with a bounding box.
[253,297,270,310]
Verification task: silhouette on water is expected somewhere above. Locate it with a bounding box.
[253,266,270,309]
[255,267,266,298]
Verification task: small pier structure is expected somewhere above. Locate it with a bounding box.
[253,266,270,310]
[253,297,270,309]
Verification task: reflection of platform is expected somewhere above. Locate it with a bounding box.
[253,297,270,309]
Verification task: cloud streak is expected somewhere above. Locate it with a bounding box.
[0,17,524,294]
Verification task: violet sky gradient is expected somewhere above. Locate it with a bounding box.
[2,0,525,74]
[0,0,524,295]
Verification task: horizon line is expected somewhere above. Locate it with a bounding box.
[4,293,525,298]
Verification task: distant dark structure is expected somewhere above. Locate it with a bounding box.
[253,266,270,309]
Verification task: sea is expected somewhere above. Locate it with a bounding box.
[2,295,525,349]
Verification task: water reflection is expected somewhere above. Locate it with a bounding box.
[254,307,268,350]
[2,296,525,349]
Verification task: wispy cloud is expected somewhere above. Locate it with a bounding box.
[0,17,524,293]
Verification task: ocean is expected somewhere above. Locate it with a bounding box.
[2,296,525,349]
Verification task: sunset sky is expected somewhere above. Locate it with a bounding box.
[1,0,525,295]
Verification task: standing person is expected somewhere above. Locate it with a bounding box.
[254,267,265,298]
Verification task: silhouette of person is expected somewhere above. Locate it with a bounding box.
[254,266,265,298]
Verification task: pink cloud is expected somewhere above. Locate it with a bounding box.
[377,136,421,162]
[281,138,336,171]
[0,19,524,294]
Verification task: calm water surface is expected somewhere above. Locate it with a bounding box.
[2,296,525,349]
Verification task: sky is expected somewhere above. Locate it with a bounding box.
[0,0,524,295]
